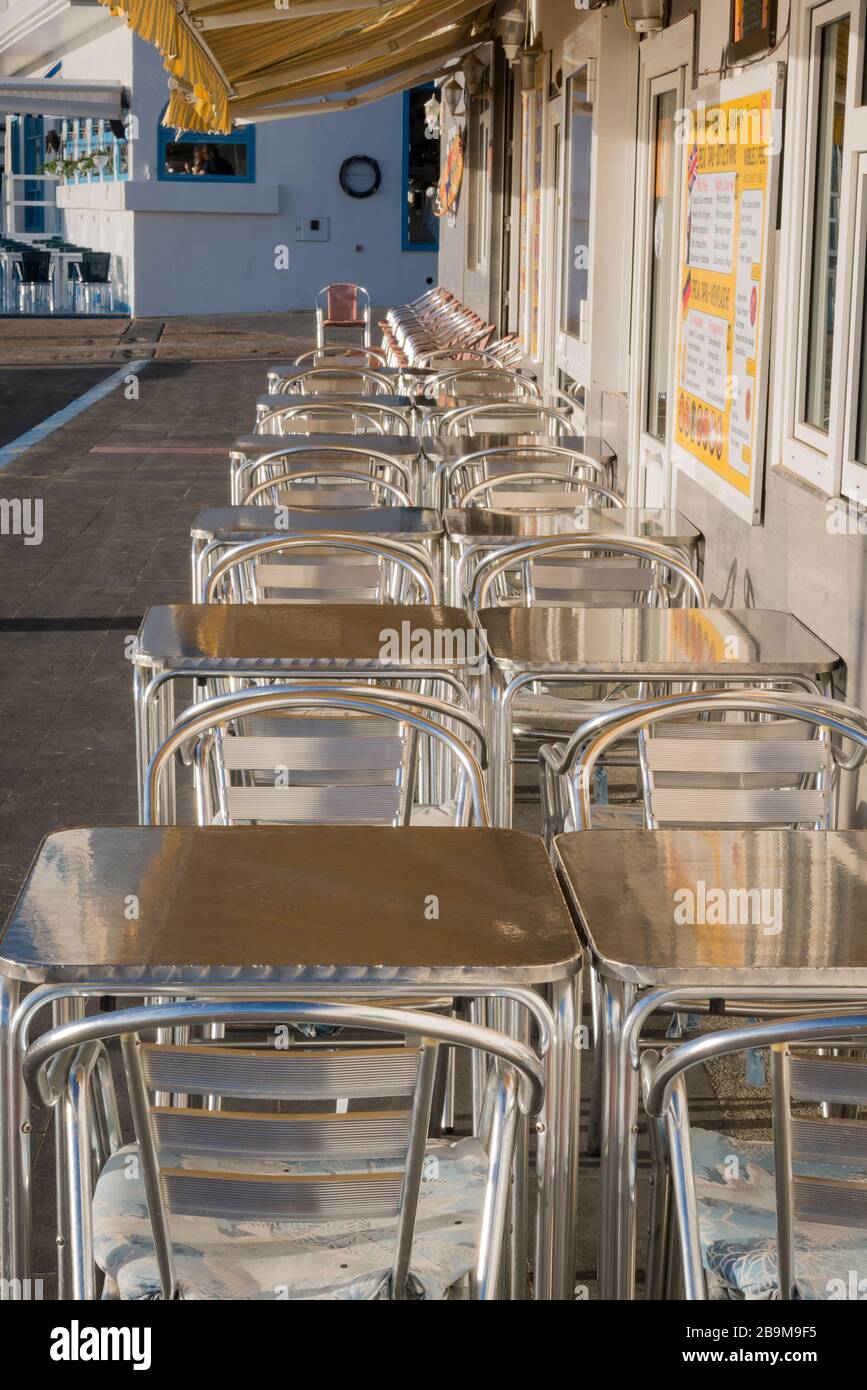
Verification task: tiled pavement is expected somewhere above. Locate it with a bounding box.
[0,324,723,1298]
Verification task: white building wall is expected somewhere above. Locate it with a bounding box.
[132,36,436,316]
[33,20,436,315]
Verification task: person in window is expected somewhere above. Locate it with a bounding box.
[204,144,235,176]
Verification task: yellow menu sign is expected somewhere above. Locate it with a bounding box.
[674,66,783,523]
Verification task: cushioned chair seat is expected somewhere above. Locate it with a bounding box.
[94,1137,487,1300]
[690,1126,867,1300]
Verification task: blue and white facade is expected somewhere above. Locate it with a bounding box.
[0,0,437,315]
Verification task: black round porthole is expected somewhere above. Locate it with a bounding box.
[339,155,381,199]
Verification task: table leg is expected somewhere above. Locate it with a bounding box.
[489,670,512,828]
[597,975,631,1298]
[0,974,21,1291]
[551,973,581,1299]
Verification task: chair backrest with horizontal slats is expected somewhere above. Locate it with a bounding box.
[24,1000,544,1299]
[549,690,867,836]
[243,468,412,510]
[288,367,391,396]
[468,537,705,611]
[145,685,490,828]
[640,715,834,828]
[204,534,434,605]
[440,402,570,435]
[641,1014,867,1299]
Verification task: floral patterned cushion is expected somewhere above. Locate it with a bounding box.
[93,1137,487,1300]
[691,1126,867,1300]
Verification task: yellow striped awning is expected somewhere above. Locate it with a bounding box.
[100,0,493,133]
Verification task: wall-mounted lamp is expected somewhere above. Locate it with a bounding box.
[621,0,665,33]
[497,3,526,63]
[441,75,464,119]
[423,92,442,139]
[461,51,487,99]
[519,35,543,87]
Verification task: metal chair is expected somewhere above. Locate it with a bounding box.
[16,249,54,314]
[539,689,867,841]
[466,535,707,611]
[255,402,408,436]
[243,466,412,510]
[73,251,113,314]
[232,442,414,508]
[430,402,571,436]
[316,282,372,347]
[144,683,488,829]
[24,997,542,1299]
[204,533,436,606]
[459,473,623,511]
[422,368,541,404]
[415,349,505,370]
[278,365,393,397]
[643,1012,867,1300]
[434,442,616,507]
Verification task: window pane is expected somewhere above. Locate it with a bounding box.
[563,69,593,338]
[645,89,678,440]
[404,87,439,248]
[163,140,247,177]
[804,16,850,432]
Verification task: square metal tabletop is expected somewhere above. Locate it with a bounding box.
[477,607,841,680]
[553,829,867,988]
[445,507,701,546]
[423,434,616,464]
[232,434,422,459]
[191,506,444,543]
[1,827,580,985]
[134,603,479,671]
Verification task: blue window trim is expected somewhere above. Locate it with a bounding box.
[157,109,255,183]
[401,84,438,253]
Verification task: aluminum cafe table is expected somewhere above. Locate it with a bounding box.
[132,603,486,817]
[0,825,583,1299]
[553,827,867,1300]
[229,433,424,504]
[445,507,703,603]
[190,506,444,601]
[476,606,842,826]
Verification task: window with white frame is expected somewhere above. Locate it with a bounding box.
[561,66,593,342]
[782,0,867,495]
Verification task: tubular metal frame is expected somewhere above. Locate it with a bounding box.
[202,532,437,607]
[430,443,614,512]
[2,971,577,1301]
[142,683,491,829]
[23,998,544,1301]
[641,1012,867,1301]
[229,442,418,506]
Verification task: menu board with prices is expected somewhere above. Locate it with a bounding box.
[673,63,785,525]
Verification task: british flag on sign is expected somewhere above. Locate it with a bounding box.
[687,141,699,190]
